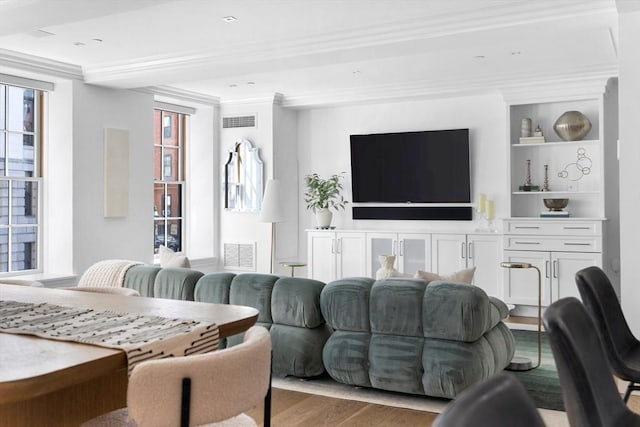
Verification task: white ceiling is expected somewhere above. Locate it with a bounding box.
[0,0,621,107]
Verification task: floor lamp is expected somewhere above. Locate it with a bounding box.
[501,261,542,371]
[260,179,285,274]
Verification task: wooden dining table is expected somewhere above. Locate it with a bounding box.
[0,284,259,427]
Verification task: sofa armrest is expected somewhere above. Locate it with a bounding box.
[423,281,493,342]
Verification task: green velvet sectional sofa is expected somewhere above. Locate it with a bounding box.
[112,265,515,398]
[321,277,515,399]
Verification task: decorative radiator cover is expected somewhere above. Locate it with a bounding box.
[223,242,256,271]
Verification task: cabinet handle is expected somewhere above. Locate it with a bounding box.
[461,242,466,259]
[399,240,404,256]
[553,260,558,278]
[563,226,591,230]
[392,240,397,256]
[468,242,473,259]
[514,241,540,245]
[563,242,592,246]
[331,239,336,254]
[514,226,540,229]
[545,261,550,279]
[336,238,342,254]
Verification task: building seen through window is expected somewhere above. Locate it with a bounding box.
[0,84,40,272]
[154,109,185,254]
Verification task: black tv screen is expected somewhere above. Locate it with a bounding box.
[350,129,471,219]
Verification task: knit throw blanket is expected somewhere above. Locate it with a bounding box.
[0,300,220,374]
[78,259,143,288]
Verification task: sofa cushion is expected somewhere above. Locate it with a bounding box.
[270,323,332,377]
[321,278,375,332]
[124,265,161,297]
[158,245,191,268]
[271,277,325,328]
[414,267,475,284]
[369,334,425,394]
[370,279,428,336]
[194,273,236,304]
[153,267,203,300]
[322,330,372,387]
[229,274,279,324]
[423,281,492,342]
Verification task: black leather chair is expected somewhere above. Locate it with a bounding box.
[433,373,545,427]
[543,297,640,427]
[575,265,640,402]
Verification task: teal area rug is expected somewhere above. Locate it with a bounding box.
[510,329,564,411]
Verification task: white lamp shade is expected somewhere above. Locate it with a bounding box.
[260,179,286,223]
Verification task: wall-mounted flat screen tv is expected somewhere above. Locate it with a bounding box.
[350,129,471,220]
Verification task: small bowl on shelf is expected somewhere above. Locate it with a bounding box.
[543,198,569,211]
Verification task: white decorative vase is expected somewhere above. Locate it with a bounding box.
[315,208,333,229]
[376,255,397,279]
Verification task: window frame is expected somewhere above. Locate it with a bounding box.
[153,109,187,256]
[0,85,43,274]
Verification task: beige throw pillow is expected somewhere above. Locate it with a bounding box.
[414,267,476,284]
[159,245,191,268]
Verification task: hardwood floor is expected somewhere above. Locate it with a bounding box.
[246,386,640,427]
[246,388,437,426]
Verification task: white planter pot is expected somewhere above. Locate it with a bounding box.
[315,208,333,229]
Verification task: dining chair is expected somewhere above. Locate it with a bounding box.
[575,265,640,402]
[543,297,640,427]
[433,373,546,427]
[82,325,272,427]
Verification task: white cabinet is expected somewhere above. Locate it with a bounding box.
[502,219,603,307]
[431,233,501,297]
[307,230,366,283]
[503,249,602,306]
[366,232,431,277]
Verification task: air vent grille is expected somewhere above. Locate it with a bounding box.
[223,242,256,271]
[223,115,256,129]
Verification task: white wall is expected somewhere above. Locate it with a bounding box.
[185,103,217,264]
[71,82,155,274]
[618,9,640,333]
[295,94,508,269]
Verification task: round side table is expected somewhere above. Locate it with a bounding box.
[279,261,307,277]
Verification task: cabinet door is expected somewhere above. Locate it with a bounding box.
[502,250,552,306]
[467,234,501,298]
[336,232,367,279]
[398,233,431,275]
[552,251,603,302]
[366,232,396,278]
[432,234,467,275]
[307,231,336,283]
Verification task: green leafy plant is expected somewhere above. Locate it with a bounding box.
[304,172,348,212]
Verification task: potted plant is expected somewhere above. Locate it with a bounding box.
[304,172,348,228]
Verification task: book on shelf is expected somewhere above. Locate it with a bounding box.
[519,136,546,144]
[540,210,570,217]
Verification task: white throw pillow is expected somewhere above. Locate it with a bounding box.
[414,267,476,284]
[159,245,191,268]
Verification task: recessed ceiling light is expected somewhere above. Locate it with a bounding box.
[73,41,85,47]
[474,55,485,59]
[92,38,103,43]
[247,82,255,85]
[511,51,521,56]
[222,16,237,22]
[352,70,361,75]
[229,84,238,88]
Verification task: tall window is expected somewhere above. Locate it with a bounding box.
[154,109,185,254]
[0,84,41,272]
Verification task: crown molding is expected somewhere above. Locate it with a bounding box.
[0,48,82,80]
[144,85,220,106]
[280,65,619,109]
